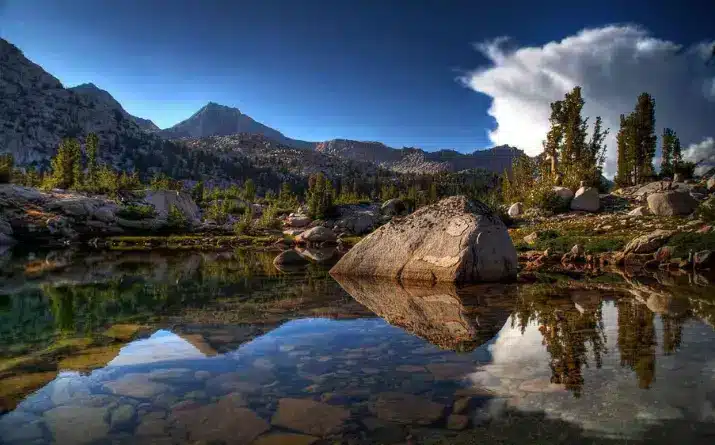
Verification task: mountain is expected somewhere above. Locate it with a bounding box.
[159,102,315,149]
[316,139,524,174]
[69,83,160,132]
[0,38,166,168]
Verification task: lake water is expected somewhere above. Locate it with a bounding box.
[1,248,715,444]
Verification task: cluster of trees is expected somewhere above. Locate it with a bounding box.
[500,86,609,211]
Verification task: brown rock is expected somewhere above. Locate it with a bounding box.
[369,392,445,425]
[170,400,269,443]
[647,190,698,216]
[271,398,350,437]
[623,230,675,255]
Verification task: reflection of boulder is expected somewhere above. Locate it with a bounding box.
[333,275,515,351]
[296,247,337,264]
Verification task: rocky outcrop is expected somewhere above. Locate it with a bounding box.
[143,190,200,223]
[570,186,600,212]
[333,204,379,235]
[647,190,698,216]
[330,196,517,283]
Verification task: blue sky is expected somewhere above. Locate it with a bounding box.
[1,0,713,152]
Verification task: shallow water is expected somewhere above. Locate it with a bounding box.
[1,248,715,444]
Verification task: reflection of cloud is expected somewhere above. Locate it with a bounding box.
[108,330,209,366]
[466,302,715,438]
[462,25,715,177]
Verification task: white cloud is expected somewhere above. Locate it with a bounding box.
[684,137,715,175]
[462,25,715,177]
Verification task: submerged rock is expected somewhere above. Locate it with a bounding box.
[271,398,350,437]
[273,250,309,267]
[368,392,445,425]
[330,196,517,283]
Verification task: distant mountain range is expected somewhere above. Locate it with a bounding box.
[0,37,524,177]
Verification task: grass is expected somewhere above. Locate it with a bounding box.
[667,232,715,253]
[117,204,156,220]
[106,234,280,251]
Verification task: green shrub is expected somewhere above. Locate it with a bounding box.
[255,205,281,230]
[117,204,156,220]
[0,154,13,183]
[526,184,570,213]
[696,197,715,223]
[166,205,188,230]
[234,207,254,235]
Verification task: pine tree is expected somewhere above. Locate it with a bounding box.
[50,138,77,189]
[632,93,657,184]
[585,116,608,186]
[615,114,630,187]
[85,133,99,188]
[243,178,256,202]
[543,100,564,182]
[660,128,676,178]
[428,181,438,203]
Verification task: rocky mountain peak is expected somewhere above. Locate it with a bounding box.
[69,83,160,132]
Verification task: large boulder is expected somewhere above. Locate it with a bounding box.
[570,186,600,212]
[647,190,698,216]
[330,196,517,283]
[143,190,200,223]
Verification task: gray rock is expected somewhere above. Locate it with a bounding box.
[571,244,585,256]
[44,405,111,444]
[707,177,715,192]
[523,232,538,245]
[369,392,445,425]
[381,198,407,216]
[623,230,675,255]
[673,173,684,182]
[647,190,698,216]
[570,186,600,212]
[273,250,310,267]
[143,190,200,223]
[331,196,517,283]
[110,404,136,429]
[507,202,523,217]
[271,398,349,437]
[93,206,116,222]
[552,186,574,201]
[296,226,337,243]
[287,213,311,228]
[628,206,651,216]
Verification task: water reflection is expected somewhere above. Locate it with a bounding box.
[1,250,715,443]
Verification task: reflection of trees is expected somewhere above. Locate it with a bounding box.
[617,300,656,389]
[661,314,686,355]
[513,288,607,397]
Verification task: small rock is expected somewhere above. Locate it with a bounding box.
[694,250,714,269]
[44,405,111,444]
[571,244,584,256]
[296,226,338,244]
[628,206,651,216]
[524,232,538,245]
[623,230,675,255]
[507,202,523,218]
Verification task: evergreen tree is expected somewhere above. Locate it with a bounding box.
[192,181,205,202]
[0,153,13,183]
[632,93,657,184]
[585,116,608,186]
[543,100,564,181]
[86,133,99,187]
[50,138,78,189]
[660,128,677,178]
[428,181,438,203]
[243,178,256,202]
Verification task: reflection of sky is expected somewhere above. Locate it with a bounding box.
[107,330,208,366]
[469,302,715,438]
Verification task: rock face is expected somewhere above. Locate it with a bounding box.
[507,202,523,217]
[330,196,517,283]
[143,190,200,223]
[570,186,600,212]
[647,190,698,216]
[159,102,313,149]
